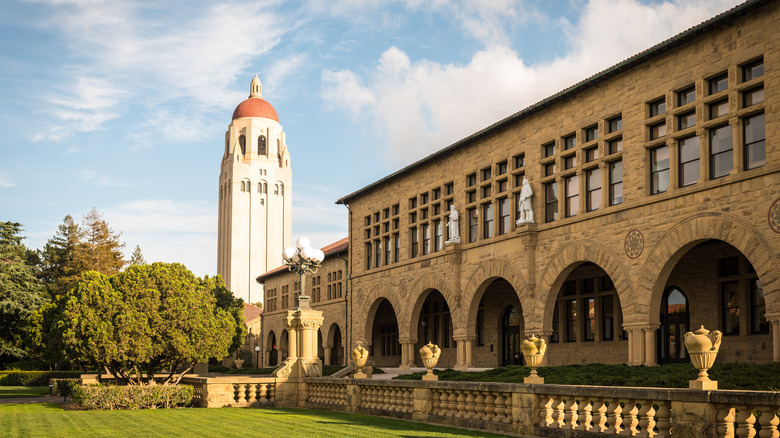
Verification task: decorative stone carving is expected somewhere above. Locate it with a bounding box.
[351,345,369,379]
[683,325,722,390]
[521,334,547,384]
[445,205,461,243]
[301,359,321,377]
[516,178,535,224]
[419,342,441,381]
[272,358,295,379]
[624,229,644,259]
[769,198,780,234]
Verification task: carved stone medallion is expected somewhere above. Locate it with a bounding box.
[356,288,363,305]
[398,278,407,299]
[769,198,780,234]
[624,229,644,259]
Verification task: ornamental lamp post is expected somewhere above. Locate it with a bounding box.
[255,346,261,369]
[281,236,325,309]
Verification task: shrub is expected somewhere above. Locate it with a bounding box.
[51,378,79,398]
[0,371,83,386]
[71,384,194,410]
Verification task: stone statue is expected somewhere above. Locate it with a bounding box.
[445,205,461,243]
[517,178,535,224]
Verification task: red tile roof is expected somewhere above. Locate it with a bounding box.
[243,302,263,323]
[256,237,348,282]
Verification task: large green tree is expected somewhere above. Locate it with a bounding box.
[0,222,47,368]
[40,263,241,384]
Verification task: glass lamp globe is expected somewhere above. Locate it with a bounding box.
[313,249,325,263]
[301,245,316,261]
[282,247,297,260]
[296,236,311,250]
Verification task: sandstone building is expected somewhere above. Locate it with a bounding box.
[218,76,292,305]
[259,0,779,369]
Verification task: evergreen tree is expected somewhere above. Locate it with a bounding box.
[128,245,146,266]
[0,222,47,368]
[38,215,84,297]
[75,208,125,276]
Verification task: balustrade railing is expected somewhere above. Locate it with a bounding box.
[182,376,276,408]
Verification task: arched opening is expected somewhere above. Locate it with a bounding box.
[659,287,689,364]
[370,299,401,367]
[258,135,266,155]
[239,135,246,156]
[267,331,278,367]
[329,325,344,366]
[317,330,324,363]
[279,329,289,362]
[502,306,523,366]
[654,240,769,363]
[547,262,626,366]
[414,290,454,367]
[470,278,522,368]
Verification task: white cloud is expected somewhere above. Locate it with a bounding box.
[80,170,135,187]
[0,173,16,188]
[292,183,348,249]
[322,0,742,167]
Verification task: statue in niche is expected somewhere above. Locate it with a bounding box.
[517,178,535,224]
[445,205,461,243]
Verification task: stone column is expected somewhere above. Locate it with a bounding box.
[323,347,331,365]
[453,335,467,370]
[284,313,299,361]
[624,325,646,365]
[399,338,415,369]
[768,315,780,362]
[643,325,659,366]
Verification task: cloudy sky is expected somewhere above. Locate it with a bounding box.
[1,0,743,277]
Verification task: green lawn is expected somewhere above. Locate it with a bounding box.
[0,404,510,438]
[0,386,49,398]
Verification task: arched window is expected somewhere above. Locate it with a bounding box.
[659,287,689,364]
[279,184,284,195]
[238,135,246,156]
[240,181,245,192]
[258,136,266,156]
[274,185,279,195]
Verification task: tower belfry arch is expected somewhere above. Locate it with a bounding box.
[218,76,292,304]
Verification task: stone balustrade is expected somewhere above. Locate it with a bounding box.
[181,375,276,408]
[302,378,780,437]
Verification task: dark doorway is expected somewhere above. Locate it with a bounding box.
[330,327,343,365]
[268,332,278,366]
[501,306,523,366]
[658,287,689,364]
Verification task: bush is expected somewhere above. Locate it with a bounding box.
[51,378,79,398]
[71,384,194,410]
[0,371,83,386]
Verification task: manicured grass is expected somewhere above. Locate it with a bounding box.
[0,404,510,438]
[0,386,49,398]
[394,362,780,391]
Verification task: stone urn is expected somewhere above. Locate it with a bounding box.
[233,359,245,369]
[683,325,722,390]
[521,334,547,384]
[419,343,441,381]
[351,345,369,379]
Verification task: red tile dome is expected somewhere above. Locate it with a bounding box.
[232,97,279,122]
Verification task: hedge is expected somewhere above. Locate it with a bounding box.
[0,371,83,386]
[71,384,194,410]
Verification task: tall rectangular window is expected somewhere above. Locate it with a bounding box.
[721,281,740,335]
[468,208,478,243]
[751,279,768,334]
[584,298,595,341]
[366,243,372,269]
[384,236,391,265]
[744,113,765,170]
[375,240,381,268]
[421,224,430,255]
[393,234,400,262]
[410,227,418,258]
[433,220,443,251]
[710,125,733,179]
[679,136,700,187]
[651,146,670,194]
[498,197,510,235]
[602,295,614,340]
[586,167,601,212]
[482,203,494,239]
[609,160,623,205]
[566,299,577,342]
[545,182,558,222]
[565,175,579,217]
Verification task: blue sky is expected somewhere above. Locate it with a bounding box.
[1,0,742,277]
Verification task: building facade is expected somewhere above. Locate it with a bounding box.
[334,0,779,369]
[257,238,349,367]
[218,76,292,304]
